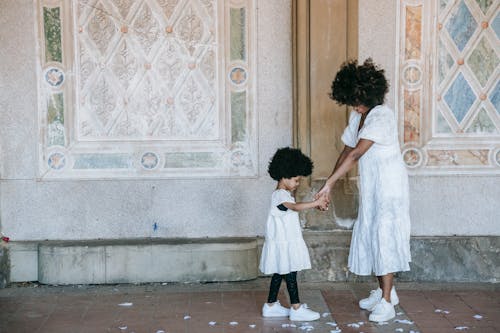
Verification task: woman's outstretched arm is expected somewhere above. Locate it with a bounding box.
[316,139,374,199]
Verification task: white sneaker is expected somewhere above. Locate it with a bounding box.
[289,304,320,321]
[262,301,290,317]
[368,298,396,322]
[359,287,399,311]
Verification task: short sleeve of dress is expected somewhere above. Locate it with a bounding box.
[270,190,294,216]
[341,111,360,148]
[358,106,394,145]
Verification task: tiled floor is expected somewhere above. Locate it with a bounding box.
[0,279,498,333]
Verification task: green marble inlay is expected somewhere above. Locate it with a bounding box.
[436,110,453,133]
[43,7,62,63]
[438,39,454,84]
[475,0,493,14]
[231,91,247,142]
[468,37,499,87]
[466,108,498,133]
[164,152,217,168]
[230,7,246,61]
[47,93,65,146]
[73,154,131,169]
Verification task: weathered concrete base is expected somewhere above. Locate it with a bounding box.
[37,238,258,285]
[0,245,9,288]
[301,231,500,283]
[8,235,499,284]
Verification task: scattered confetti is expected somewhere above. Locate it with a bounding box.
[299,324,315,331]
[229,321,238,325]
[118,302,133,307]
[455,326,469,331]
[184,315,191,320]
[473,314,483,320]
[209,321,216,326]
[395,319,414,324]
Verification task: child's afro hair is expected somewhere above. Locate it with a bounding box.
[268,147,313,181]
[330,58,389,109]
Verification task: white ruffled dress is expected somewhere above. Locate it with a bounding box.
[341,105,411,276]
[259,189,312,275]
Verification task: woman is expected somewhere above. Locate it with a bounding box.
[316,58,411,322]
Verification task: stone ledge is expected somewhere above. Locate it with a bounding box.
[38,238,258,285]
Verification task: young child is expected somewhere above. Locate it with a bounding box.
[259,147,328,321]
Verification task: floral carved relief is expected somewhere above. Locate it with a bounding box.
[37,0,256,177]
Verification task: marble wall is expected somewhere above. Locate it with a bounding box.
[0,0,292,241]
[359,0,500,236]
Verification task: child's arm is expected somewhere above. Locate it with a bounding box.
[281,195,328,212]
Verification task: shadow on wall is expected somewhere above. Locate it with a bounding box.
[0,241,9,288]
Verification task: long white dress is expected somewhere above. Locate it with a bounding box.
[259,189,312,275]
[341,105,411,276]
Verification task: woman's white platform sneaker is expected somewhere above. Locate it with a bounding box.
[359,286,399,311]
[368,299,396,322]
[289,304,320,321]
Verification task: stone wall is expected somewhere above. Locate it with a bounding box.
[0,245,8,288]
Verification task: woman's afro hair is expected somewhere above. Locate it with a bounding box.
[330,58,389,109]
[268,147,313,181]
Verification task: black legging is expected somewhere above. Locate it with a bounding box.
[267,271,300,305]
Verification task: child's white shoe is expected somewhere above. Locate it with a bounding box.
[262,301,290,317]
[289,304,320,321]
[359,287,399,311]
[368,299,396,322]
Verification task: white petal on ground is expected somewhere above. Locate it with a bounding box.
[183,315,191,320]
[249,324,256,328]
[322,312,330,317]
[209,321,216,326]
[397,312,404,315]
[326,322,338,326]
[156,331,165,333]
[118,326,127,330]
[118,303,133,307]
[347,323,360,328]
[455,326,469,330]
[377,321,389,325]
[229,321,238,325]
[395,329,404,332]
[395,319,414,324]
[434,309,442,313]
[473,314,483,319]
[330,329,342,333]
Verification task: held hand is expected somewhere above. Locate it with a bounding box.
[315,182,332,201]
[314,191,330,211]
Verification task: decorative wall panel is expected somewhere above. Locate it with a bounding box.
[36,0,256,178]
[397,0,500,174]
